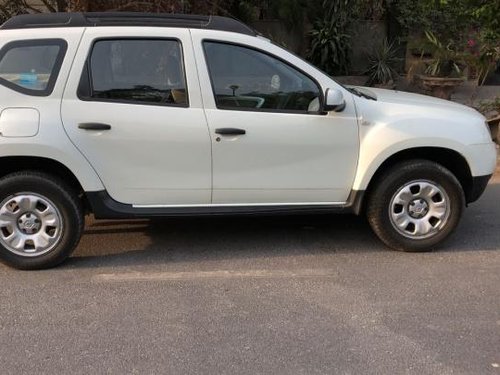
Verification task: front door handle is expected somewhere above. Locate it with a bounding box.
[215,128,246,136]
[78,123,112,131]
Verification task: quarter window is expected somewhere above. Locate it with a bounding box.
[203,42,321,113]
[0,39,67,96]
[84,39,188,106]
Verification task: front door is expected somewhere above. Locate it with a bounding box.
[61,28,211,206]
[192,32,359,204]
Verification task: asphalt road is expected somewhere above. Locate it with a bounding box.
[0,170,499,374]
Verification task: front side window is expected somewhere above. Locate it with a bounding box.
[203,41,321,113]
[0,39,67,96]
[84,39,188,106]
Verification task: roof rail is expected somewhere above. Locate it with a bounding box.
[0,12,257,36]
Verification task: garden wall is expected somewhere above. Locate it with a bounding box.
[349,20,387,74]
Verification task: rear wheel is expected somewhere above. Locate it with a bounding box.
[0,172,84,269]
[366,160,465,252]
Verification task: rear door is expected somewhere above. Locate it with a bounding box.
[61,27,211,206]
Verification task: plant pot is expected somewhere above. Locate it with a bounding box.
[417,75,465,100]
[410,48,432,58]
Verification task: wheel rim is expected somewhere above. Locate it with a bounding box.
[0,193,63,257]
[389,180,451,240]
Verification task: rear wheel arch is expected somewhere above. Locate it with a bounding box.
[0,156,89,211]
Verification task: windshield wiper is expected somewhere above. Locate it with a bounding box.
[346,87,377,101]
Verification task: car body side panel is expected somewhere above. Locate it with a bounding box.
[0,26,495,208]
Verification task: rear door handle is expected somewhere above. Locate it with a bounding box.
[78,123,112,131]
[215,128,246,135]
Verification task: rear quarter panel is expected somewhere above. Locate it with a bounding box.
[0,27,104,191]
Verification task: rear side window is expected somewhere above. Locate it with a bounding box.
[80,39,188,106]
[0,39,67,96]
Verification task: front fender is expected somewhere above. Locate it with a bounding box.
[352,137,470,191]
[351,94,496,192]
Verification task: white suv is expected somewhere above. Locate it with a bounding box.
[0,13,496,269]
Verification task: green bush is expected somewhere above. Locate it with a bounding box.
[388,0,499,48]
[307,0,354,75]
[366,39,401,85]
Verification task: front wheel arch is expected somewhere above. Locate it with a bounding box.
[360,147,472,214]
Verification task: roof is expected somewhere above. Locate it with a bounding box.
[0,12,258,36]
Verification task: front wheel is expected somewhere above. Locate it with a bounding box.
[366,160,465,252]
[0,172,84,269]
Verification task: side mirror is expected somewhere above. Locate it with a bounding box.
[324,88,346,112]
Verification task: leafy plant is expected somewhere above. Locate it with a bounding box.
[388,0,473,43]
[465,38,500,85]
[422,31,464,77]
[307,0,353,75]
[388,0,499,51]
[365,39,400,86]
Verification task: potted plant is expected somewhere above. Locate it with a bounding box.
[365,39,400,89]
[416,31,466,100]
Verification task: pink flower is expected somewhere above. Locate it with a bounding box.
[467,39,476,48]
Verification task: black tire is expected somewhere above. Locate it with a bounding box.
[0,171,84,269]
[366,160,465,252]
